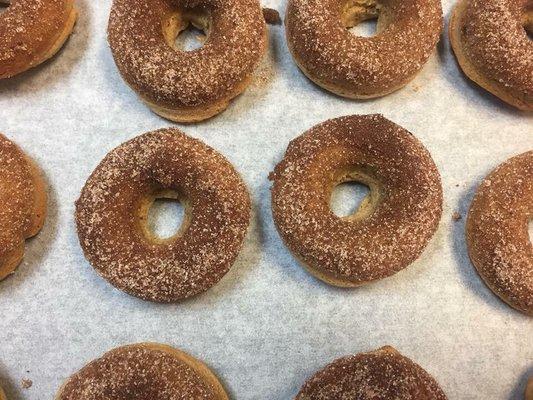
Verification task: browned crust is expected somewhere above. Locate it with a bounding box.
[269,114,443,287]
[75,128,251,302]
[296,346,447,399]
[107,0,267,122]
[0,0,77,79]
[0,133,47,281]
[466,151,533,315]
[284,0,442,99]
[449,0,533,111]
[55,343,228,400]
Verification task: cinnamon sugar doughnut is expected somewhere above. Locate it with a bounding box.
[107,0,267,122]
[466,151,533,315]
[269,115,442,287]
[449,0,533,111]
[75,128,251,302]
[55,343,228,400]
[296,346,447,400]
[284,0,443,98]
[0,0,77,79]
[0,134,47,281]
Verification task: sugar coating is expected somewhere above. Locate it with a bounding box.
[466,151,533,315]
[0,0,72,77]
[107,0,267,109]
[296,346,447,400]
[0,134,34,262]
[270,114,443,284]
[457,0,533,104]
[285,0,442,96]
[75,129,251,302]
[57,344,221,400]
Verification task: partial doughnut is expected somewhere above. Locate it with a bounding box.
[466,151,533,315]
[296,346,447,399]
[55,343,228,400]
[107,0,267,122]
[449,0,533,111]
[0,0,77,79]
[269,114,442,286]
[75,128,251,302]
[284,0,443,98]
[0,134,47,281]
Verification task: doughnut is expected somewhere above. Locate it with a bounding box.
[466,151,533,315]
[0,0,77,79]
[449,0,533,111]
[0,134,47,281]
[75,128,251,302]
[269,114,442,287]
[107,0,267,122]
[296,346,447,399]
[284,0,443,98]
[55,343,228,400]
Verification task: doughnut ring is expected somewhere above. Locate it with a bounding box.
[284,0,443,98]
[296,346,447,399]
[0,0,77,79]
[449,0,533,111]
[466,151,533,315]
[270,114,442,286]
[55,343,228,400]
[108,0,267,122]
[75,128,251,302]
[0,133,47,281]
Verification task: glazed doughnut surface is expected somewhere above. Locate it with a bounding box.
[466,151,533,315]
[55,343,228,400]
[75,128,251,302]
[0,134,47,281]
[285,0,442,98]
[270,115,442,286]
[296,346,447,400]
[0,0,77,79]
[108,0,267,122]
[449,0,533,111]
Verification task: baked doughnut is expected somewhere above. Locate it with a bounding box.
[284,0,442,98]
[0,134,47,281]
[55,343,228,400]
[296,346,447,399]
[75,128,251,302]
[0,0,77,79]
[269,114,442,287]
[466,151,533,315]
[449,0,533,111]
[107,0,267,122]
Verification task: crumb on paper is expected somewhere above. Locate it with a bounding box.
[263,8,282,25]
[21,379,32,389]
[452,212,462,221]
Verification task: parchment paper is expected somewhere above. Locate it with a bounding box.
[0,1,532,399]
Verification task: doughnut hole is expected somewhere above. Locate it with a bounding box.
[341,0,391,37]
[329,167,382,220]
[162,8,210,52]
[137,189,191,244]
[523,3,533,40]
[0,0,9,14]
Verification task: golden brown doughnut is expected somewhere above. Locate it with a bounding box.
[449,0,533,111]
[75,128,251,302]
[466,151,533,315]
[269,114,442,287]
[0,134,47,281]
[55,343,228,400]
[296,346,447,399]
[0,0,77,79]
[284,0,442,98]
[107,0,267,122]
